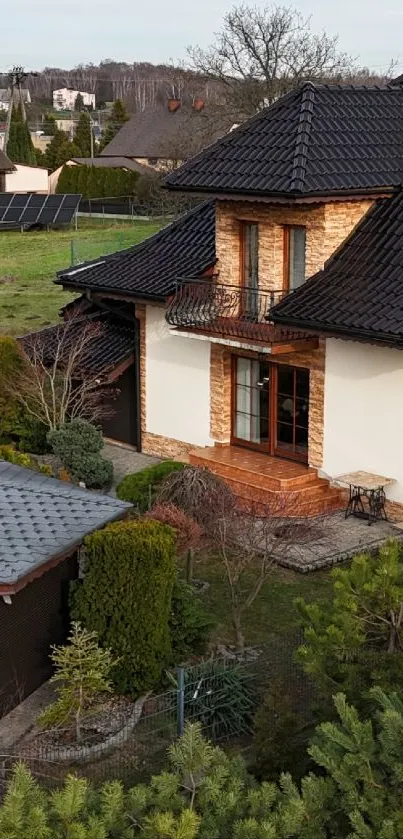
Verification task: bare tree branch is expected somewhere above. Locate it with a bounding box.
[4,314,117,432]
[188,4,357,113]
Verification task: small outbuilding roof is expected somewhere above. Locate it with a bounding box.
[0,149,16,173]
[0,461,130,593]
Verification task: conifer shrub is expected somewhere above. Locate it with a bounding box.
[169,581,214,661]
[116,460,184,512]
[71,518,177,695]
[48,419,113,489]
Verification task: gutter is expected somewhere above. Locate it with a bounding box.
[271,317,403,349]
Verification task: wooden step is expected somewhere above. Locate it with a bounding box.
[189,450,319,491]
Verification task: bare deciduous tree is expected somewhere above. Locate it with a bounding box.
[6,315,117,432]
[188,4,356,114]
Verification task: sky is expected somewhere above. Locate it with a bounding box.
[3,0,402,75]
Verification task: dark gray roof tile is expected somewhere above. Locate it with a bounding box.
[56,200,216,298]
[271,190,403,344]
[0,462,130,588]
[165,84,403,197]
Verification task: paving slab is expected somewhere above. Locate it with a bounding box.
[271,512,403,572]
[103,443,161,495]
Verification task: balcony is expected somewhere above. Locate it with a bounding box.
[166,280,316,351]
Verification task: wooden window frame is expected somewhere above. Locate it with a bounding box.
[231,355,309,463]
[283,225,306,291]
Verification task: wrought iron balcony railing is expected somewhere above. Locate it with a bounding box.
[166,280,299,344]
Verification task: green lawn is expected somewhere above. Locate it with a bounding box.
[189,553,333,648]
[0,218,165,335]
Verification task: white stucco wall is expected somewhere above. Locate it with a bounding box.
[145,306,212,446]
[5,165,49,194]
[323,338,403,502]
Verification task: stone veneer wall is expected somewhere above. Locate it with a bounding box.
[209,198,374,467]
[139,198,374,466]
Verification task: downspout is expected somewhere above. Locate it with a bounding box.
[133,306,142,452]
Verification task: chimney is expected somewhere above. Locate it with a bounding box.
[168,98,181,113]
[193,97,205,111]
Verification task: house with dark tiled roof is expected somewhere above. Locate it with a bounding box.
[0,461,129,716]
[54,82,403,516]
[100,98,239,171]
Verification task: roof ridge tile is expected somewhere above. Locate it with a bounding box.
[290,84,316,192]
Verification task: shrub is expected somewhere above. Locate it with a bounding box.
[251,680,313,781]
[48,419,113,489]
[156,465,235,529]
[71,518,177,695]
[146,502,202,554]
[169,581,214,662]
[170,660,255,740]
[16,417,49,455]
[0,444,53,476]
[116,461,184,512]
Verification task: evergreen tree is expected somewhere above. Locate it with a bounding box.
[98,99,129,152]
[297,539,403,708]
[37,622,117,741]
[6,103,36,165]
[74,111,92,156]
[42,112,56,135]
[75,92,85,111]
[44,128,78,171]
[3,696,403,839]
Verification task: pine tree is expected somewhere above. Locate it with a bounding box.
[98,99,129,152]
[37,621,117,741]
[6,103,36,165]
[297,539,403,708]
[74,111,92,156]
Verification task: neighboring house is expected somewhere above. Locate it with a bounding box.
[0,88,31,112]
[3,162,49,193]
[100,98,238,171]
[54,82,403,516]
[0,149,16,190]
[49,155,151,192]
[0,461,129,717]
[53,88,96,111]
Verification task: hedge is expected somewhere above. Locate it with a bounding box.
[71,518,177,695]
[56,164,139,199]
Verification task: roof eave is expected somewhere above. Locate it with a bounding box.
[57,280,168,304]
[164,183,398,200]
[271,315,403,348]
[0,507,129,597]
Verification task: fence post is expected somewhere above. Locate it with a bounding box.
[70,239,75,266]
[176,666,185,737]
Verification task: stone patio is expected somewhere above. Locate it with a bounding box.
[271,511,403,572]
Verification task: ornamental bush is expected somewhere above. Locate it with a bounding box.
[169,580,214,661]
[116,460,184,512]
[48,419,113,489]
[71,518,177,695]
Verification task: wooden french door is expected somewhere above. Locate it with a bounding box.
[231,356,309,462]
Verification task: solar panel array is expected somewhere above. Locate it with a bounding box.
[0,193,81,230]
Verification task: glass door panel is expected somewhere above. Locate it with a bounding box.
[275,365,309,458]
[233,357,270,447]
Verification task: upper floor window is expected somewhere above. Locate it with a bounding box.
[241,222,259,290]
[241,221,259,315]
[284,226,306,290]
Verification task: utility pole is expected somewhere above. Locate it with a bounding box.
[2,65,38,152]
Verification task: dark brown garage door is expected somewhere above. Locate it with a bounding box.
[0,555,77,718]
[101,363,137,446]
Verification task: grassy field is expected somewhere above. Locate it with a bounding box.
[0,218,165,335]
